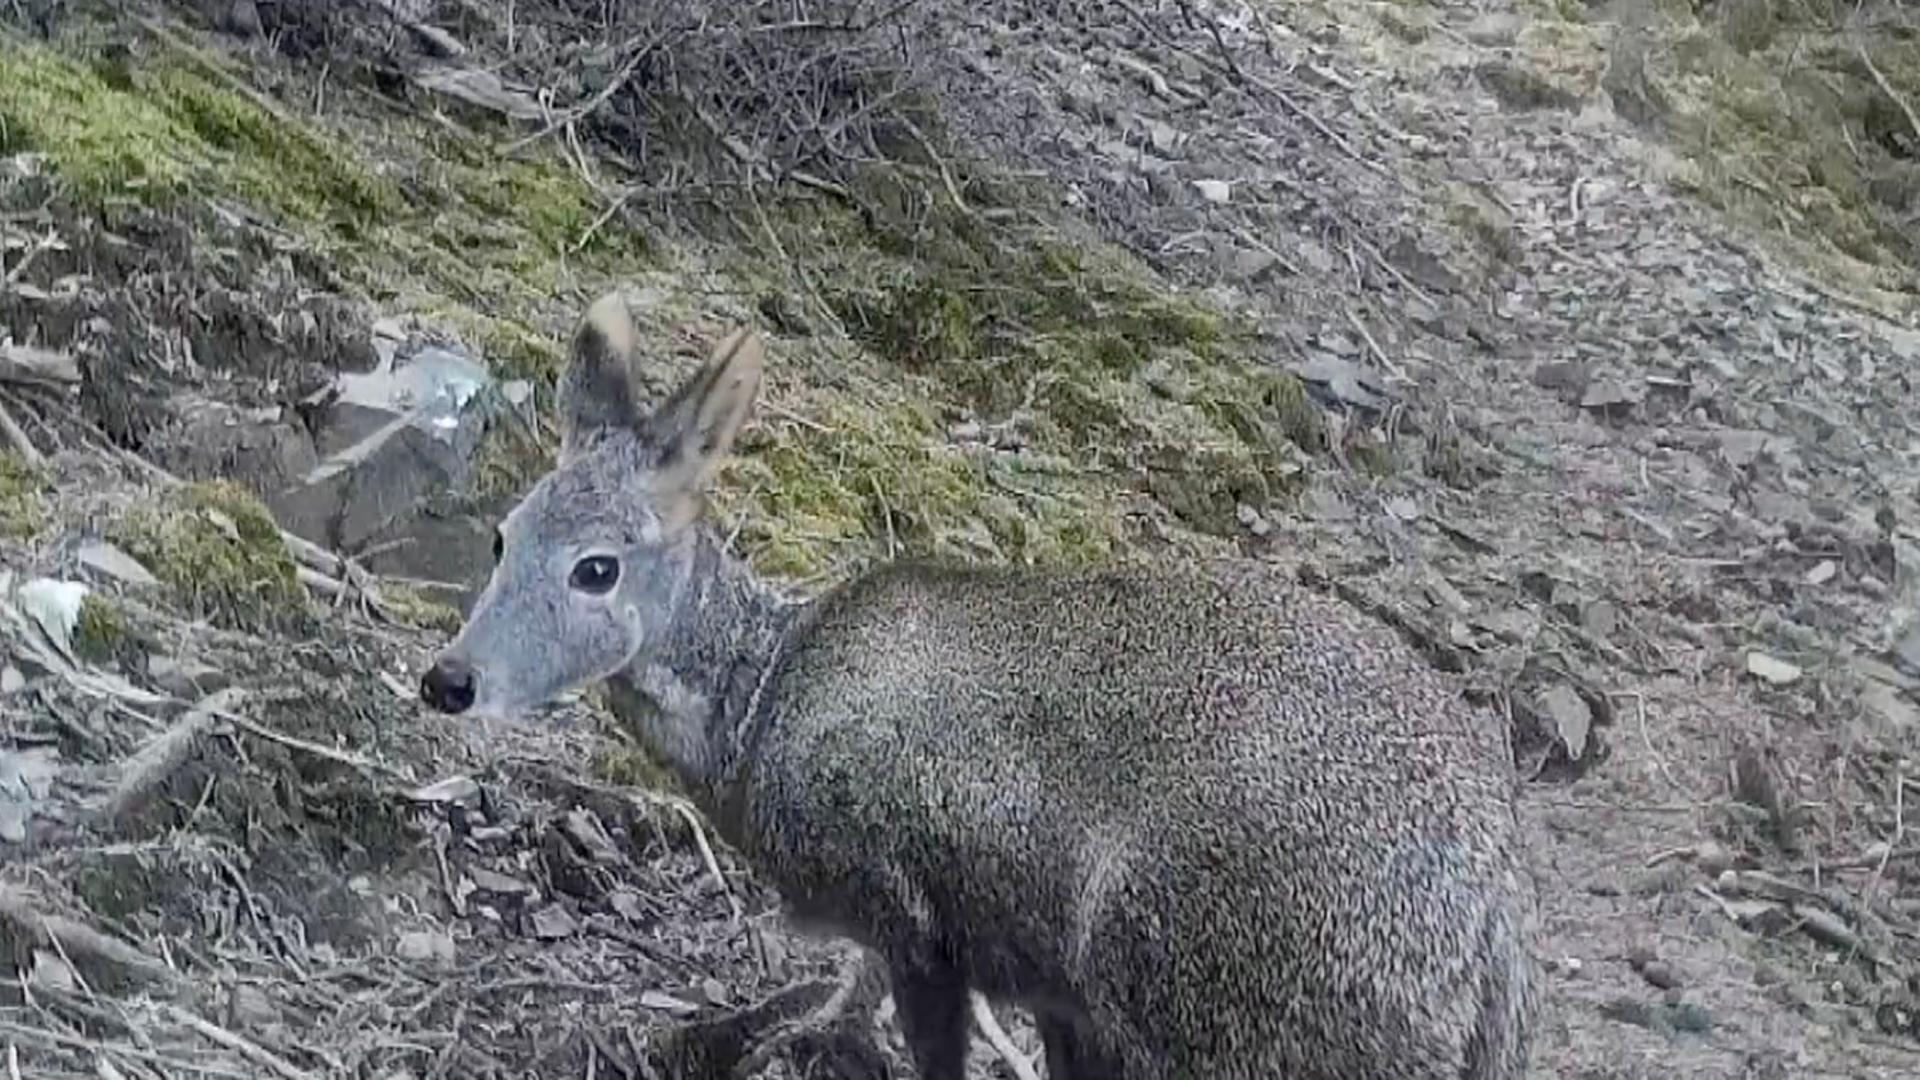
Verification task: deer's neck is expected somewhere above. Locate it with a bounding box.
[606,528,799,822]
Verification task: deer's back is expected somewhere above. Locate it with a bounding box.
[741,555,1533,1076]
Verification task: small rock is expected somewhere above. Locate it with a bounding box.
[1192,179,1232,204]
[639,989,701,1016]
[224,0,263,37]
[1234,503,1271,537]
[1581,600,1618,639]
[1858,682,1920,735]
[408,775,480,806]
[1745,651,1803,686]
[1803,560,1838,586]
[228,983,284,1030]
[27,949,76,994]
[607,888,648,923]
[1226,246,1279,282]
[562,808,623,865]
[1693,840,1734,876]
[15,577,88,657]
[1716,429,1772,469]
[76,541,160,588]
[1463,12,1524,46]
[395,930,456,967]
[1579,378,1644,413]
[1888,619,1920,679]
[467,866,534,896]
[698,977,731,1007]
[529,903,578,940]
[0,666,22,694]
[1638,959,1681,991]
[1540,683,1592,761]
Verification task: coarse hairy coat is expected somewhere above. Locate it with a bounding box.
[420,292,1540,1079]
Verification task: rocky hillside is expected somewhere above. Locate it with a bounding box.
[0,0,1916,1077]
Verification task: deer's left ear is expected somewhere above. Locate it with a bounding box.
[557,292,644,462]
[637,326,765,522]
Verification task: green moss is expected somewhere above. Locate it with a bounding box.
[716,398,1124,581]
[588,739,684,795]
[469,417,556,507]
[706,170,1324,567]
[0,452,47,539]
[71,593,128,664]
[0,41,196,197]
[477,316,569,386]
[378,583,463,634]
[0,38,396,228]
[392,134,651,305]
[1347,435,1396,478]
[0,28,651,382]
[110,480,309,632]
[1585,4,1920,283]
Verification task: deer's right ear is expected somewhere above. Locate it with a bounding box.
[557,292,643,461]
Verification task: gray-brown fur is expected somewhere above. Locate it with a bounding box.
[421,293,1540,1079]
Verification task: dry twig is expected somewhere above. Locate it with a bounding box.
[0,887,175,987]
[0,393,40,467]
[970,993,1041,1080]
[94,688,249,828]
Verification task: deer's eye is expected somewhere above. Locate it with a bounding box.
[569,555,620,595]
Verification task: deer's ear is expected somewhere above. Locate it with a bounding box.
[557,292,643,461]
[638,326,764,526]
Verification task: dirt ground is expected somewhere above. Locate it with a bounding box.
[1,0,1918,1077]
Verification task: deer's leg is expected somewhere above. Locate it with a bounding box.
[889,958,970,1080]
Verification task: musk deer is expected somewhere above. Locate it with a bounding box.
[420,292,1539,1079]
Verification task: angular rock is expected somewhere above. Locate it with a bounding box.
[76,540,160,589]
[264,334,531,602]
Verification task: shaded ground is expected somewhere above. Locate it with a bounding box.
[0,0,1918,1077]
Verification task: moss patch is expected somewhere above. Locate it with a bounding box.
[377,583,464,634]
[110,480,310,633]
[0,38,396,226]
[1,26,653,386]
[0,452,47,539]
[1532,0,1920,294]
[716,398,1127,581]
[469,415,558,508]
[72,593,129,665]
[734,173,1315,558]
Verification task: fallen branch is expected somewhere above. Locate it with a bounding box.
[212,706,412,785]
[94,687,249,828]
[0,886,176,987]
[1856,38,1920,150]
[0,392,41,467]
[730,952,869,1079]
[970,993,1041,1080]
[162,1004,315,1080]
[0,343,80,390]
[669,800,744,927]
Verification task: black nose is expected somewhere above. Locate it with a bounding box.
[420,657,476,714]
